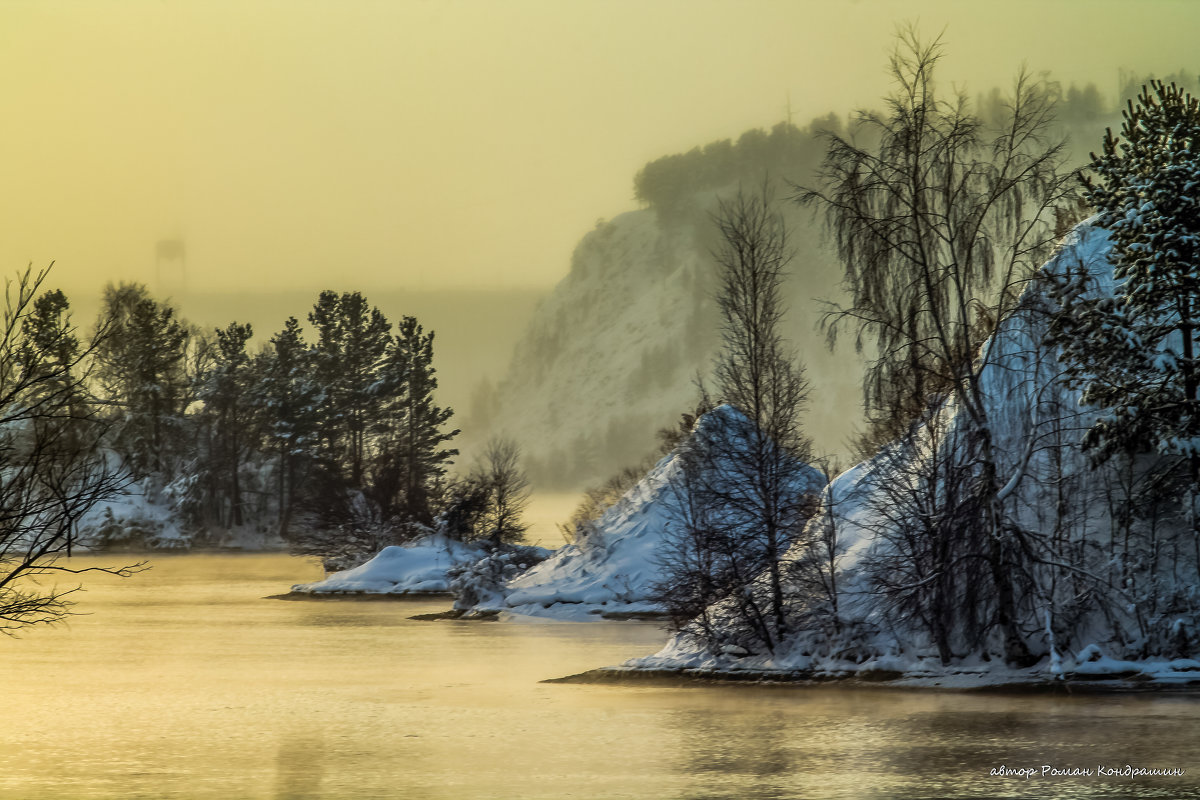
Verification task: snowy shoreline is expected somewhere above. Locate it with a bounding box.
[549,665,1200,695]
[269,590,453,600]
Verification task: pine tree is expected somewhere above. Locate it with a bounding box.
[373,316,459,527]
[307,291,390,486]
[93,283,192,476]
[17,289,82,418]
[195,322,256,528]
[259,317,321,538]
[1053,81,1200,545]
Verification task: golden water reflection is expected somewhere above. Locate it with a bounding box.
[0,554,1198,799]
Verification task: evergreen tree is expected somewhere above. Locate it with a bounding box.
[93,283,192,476]
[17,289,82,417]
[259,316,321,538]
[195,322,256,528]
[307,291,390,485]
[373,316,459,526]
[1053,81,1200,537]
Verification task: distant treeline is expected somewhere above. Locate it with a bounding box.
[69,282,475,564]
[631,71,1198,227]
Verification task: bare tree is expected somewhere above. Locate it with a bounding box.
[655,185,822,654]
[474,437,531,545]
[797,28,1077,665]
[0,266,139,633]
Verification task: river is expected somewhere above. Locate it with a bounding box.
[1,554,1198,799]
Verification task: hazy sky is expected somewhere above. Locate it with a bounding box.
[3,0,1198,299]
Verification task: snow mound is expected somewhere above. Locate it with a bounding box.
[291,535,489,595]
[626,221,1143,679]
[485,404,825,619]
[502,451,680,618]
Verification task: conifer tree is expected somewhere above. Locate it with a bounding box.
[1053,80,1200,544]
[373,316,459,526]
[17,289,82,418]
[307,291,390,485]
[93,283,192,476]
[259,317,321,538]
[196,322,256,527]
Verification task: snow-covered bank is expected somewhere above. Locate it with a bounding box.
[456,404,825,620]
[288,535,553,598]
[622,634,1200,690]
[78,476,288,552]
[595,220,1200,686]
[549,662,1200,695]
[290,536,487,596]
[495,450,682,619]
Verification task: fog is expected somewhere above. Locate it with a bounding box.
[5,1,1198,298]
[4,0,1199,447]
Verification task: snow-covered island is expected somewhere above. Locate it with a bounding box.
[272,215,1200,693]
[553,220,1200,692]
[289,535,552,601]
[289,536,488,597]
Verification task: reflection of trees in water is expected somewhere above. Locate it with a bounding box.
[677,707,793,778]
[659,691,1200,800]
[865,703,1200,800]
[274,731,325,800]
[664,694,887,800]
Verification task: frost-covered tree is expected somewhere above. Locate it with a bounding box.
[1059,81,1200,467]
[798,30,1076,666]
[1053,80,1200,584]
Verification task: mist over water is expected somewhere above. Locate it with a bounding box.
[2,555,1197,800]
[5,0,1199,301]
[7,1,1200,490]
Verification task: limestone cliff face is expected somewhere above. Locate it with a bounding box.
[472,199,860,489]
[474,209,716,488]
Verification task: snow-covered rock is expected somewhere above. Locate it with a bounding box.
[290,535,490,596]
[473,206,858,487]
[621,220,1191,683]
[465,404,825,619]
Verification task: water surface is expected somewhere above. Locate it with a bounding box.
[1,554,1197,799]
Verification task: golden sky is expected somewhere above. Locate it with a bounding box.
[3,0,1198,298]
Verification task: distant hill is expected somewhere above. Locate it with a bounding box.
[471,188,865,490]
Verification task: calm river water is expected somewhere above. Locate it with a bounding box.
[2,553,1199,800]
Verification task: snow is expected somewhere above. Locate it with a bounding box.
[474,204,859,487]
[77,474,193,550]
[462,404,825,619]
[500,446,681,618]
[477,210,712,484]
[611,220,1200,687]
[291,535,489,595]
[75,470,289,552]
